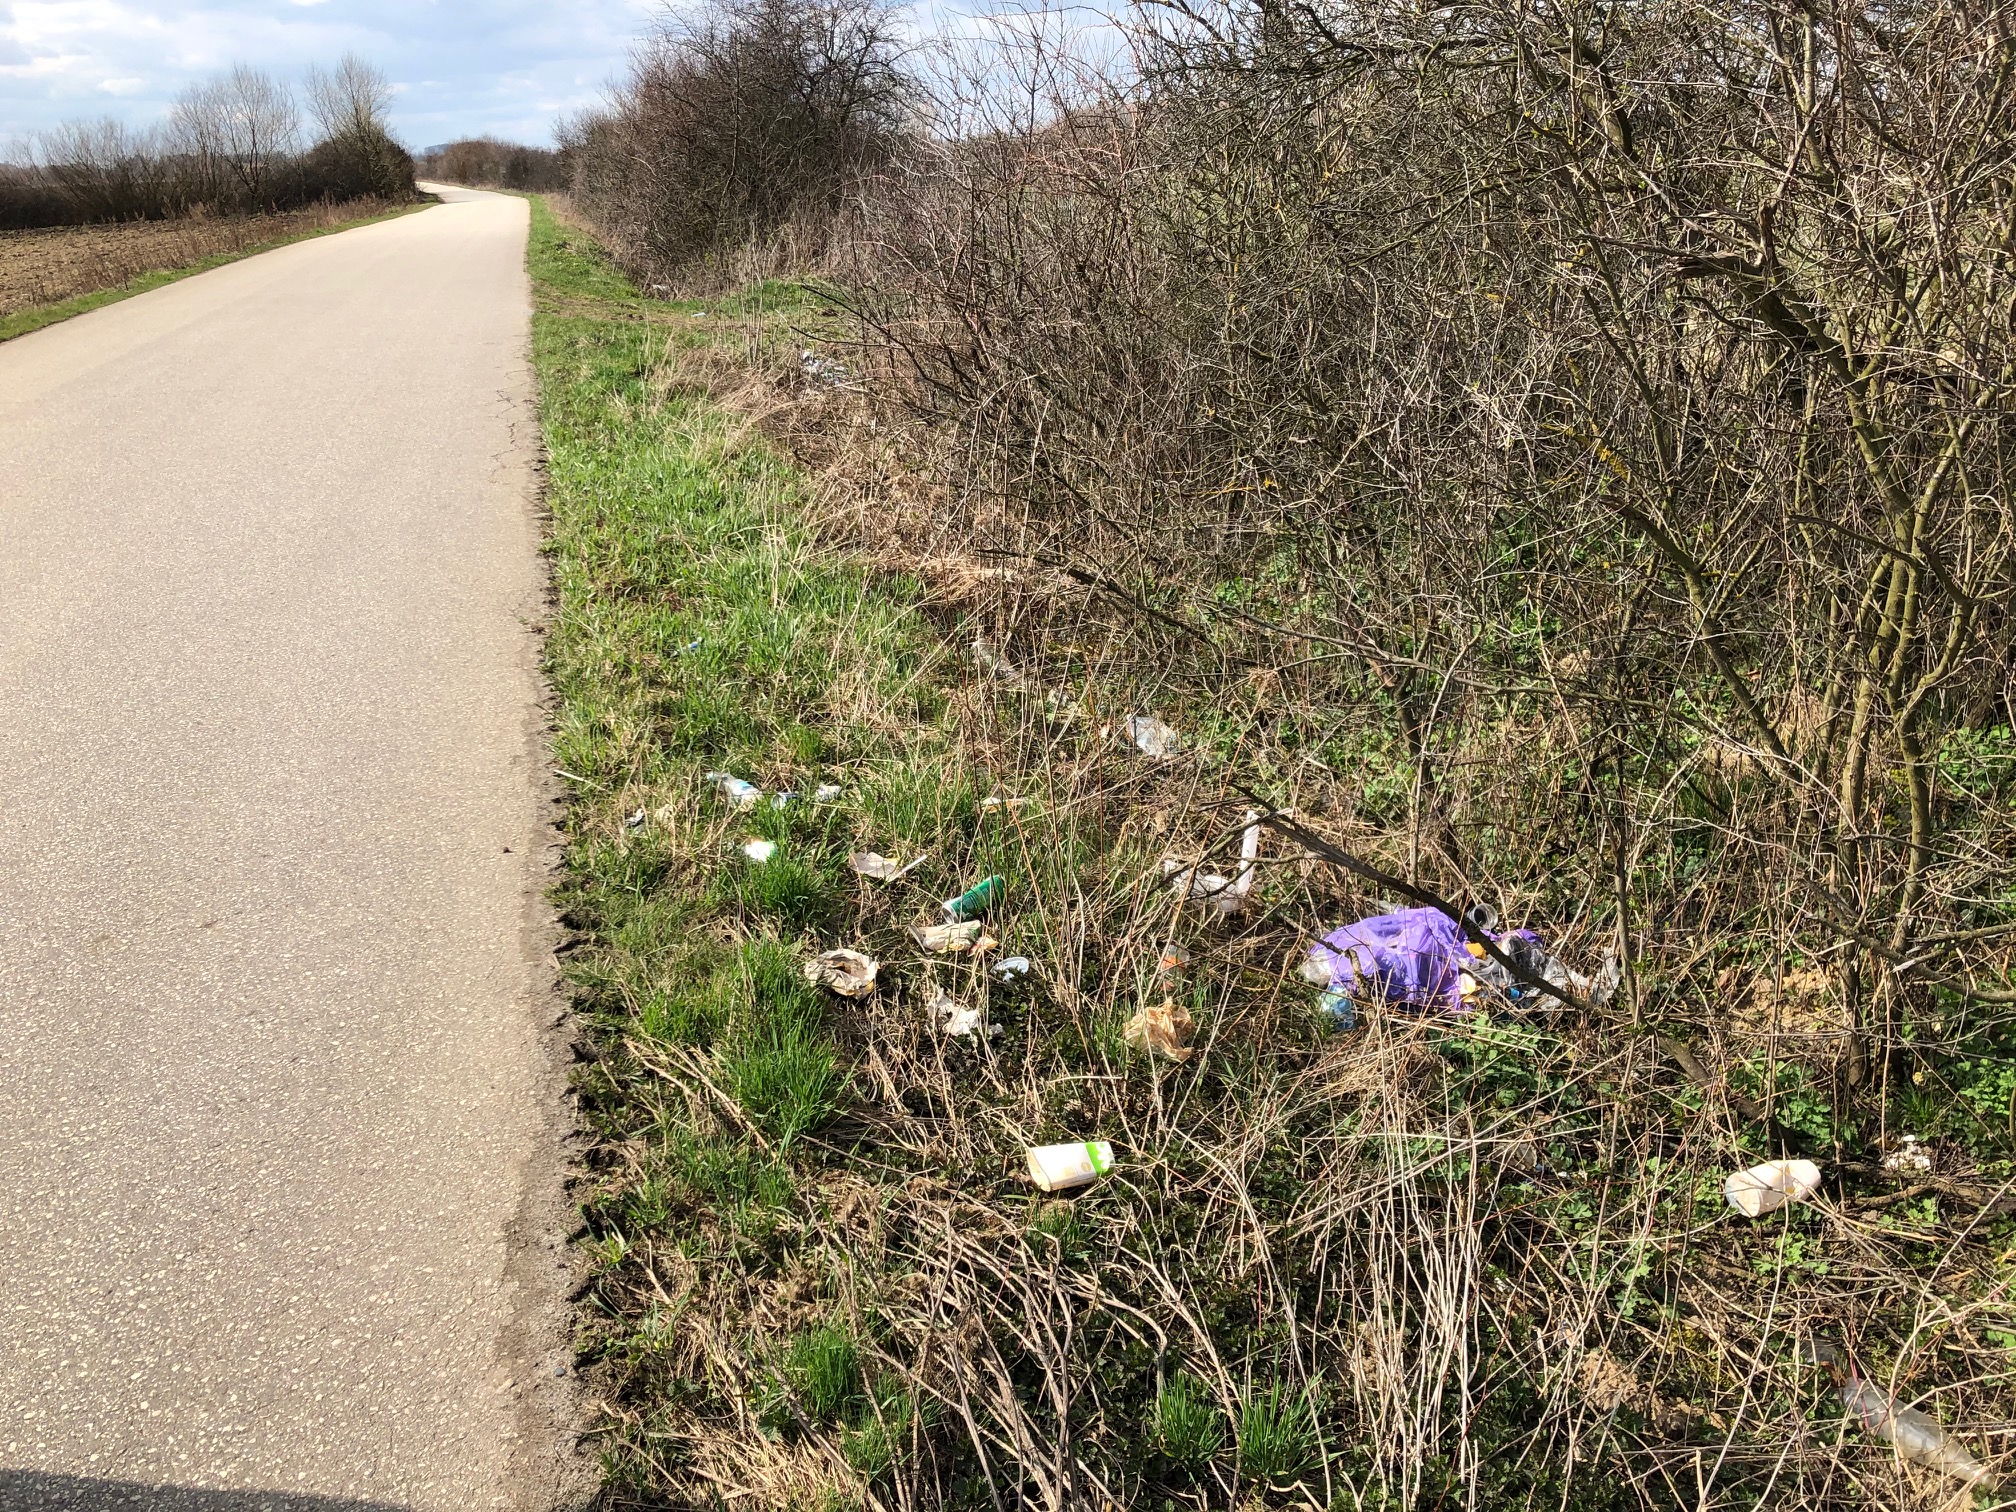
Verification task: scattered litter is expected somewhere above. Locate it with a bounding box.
[1123,999,1196,1062]
[1307,905,1618,1018]
[1027,1140,1115,1192]
[770,790,800,809]
[973,637,1018,681]
[942,875,1006,922]
[1121,714,1181,758]
[993,956,1032,979]
[913,920,985,953]
[1318,985,1357,1029]
[1841,1374,1990,1484]
[800,348,847,386]
[1723,1158,1823,1217]
[675,637,703,655]
[1156,943,1191,976]
[1046,689,1086,729]
[980,794,1031,812]
[804,949,878,999]
[740,838,777,863]
[930,991,995,1038]
[705,771,762,809]
[1882,1133,1933,1174]
[623,807,646,831]
[814,784,843,803]
[1164,810,1261,918]
[849,850,927,882]
[977,932,999,952]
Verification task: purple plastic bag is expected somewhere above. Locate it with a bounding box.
[1309,907,1539,1016]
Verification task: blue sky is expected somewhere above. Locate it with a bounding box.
[0,0,661,150]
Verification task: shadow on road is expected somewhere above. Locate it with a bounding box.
[0,1473,407,1510]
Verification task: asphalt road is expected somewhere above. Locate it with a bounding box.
[0,188,577,1509]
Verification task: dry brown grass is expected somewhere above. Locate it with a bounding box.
[0,197,403,316]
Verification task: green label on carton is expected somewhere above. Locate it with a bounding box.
[1085,1141,1114,1176]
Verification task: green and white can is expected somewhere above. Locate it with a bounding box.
[942,874,1006,921]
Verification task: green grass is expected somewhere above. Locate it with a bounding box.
[1155,1373,1227,1468]
[0,198,434,344]
[1237,1382,1316,1485]
[529,193,951,1491]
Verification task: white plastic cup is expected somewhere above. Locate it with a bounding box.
[1027,1141,1115,1192]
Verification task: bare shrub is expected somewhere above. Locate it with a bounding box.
[416,137,569,191]
[567,0,2016,1503]
[567,0,914,289]
[3,54,414,230]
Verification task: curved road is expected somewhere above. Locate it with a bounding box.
[0,188,577,1509]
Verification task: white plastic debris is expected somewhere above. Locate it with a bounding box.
[849,850,927,882]
[705,771,762,809]
[804,949,878,999]
[992,956,1031,978]
[1841,1377,1991,1484]
[741,838,777,863]
[1164,811,1262,918]
[930,991,992,1038]
[973,637,1018,681]
[913,920,984,953]
[1046,689,1085,729]
[624,807,647,831]
[1027,1140,1115,1192]
[1882,1133,1933,1174]
[813,784,842,803]
[1724,1158,1823,1217]
[770,790,800,809]
[980,794,1031,812]
[1122,714,1180,758]
[800,348,847,386]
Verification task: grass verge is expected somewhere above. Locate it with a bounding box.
[0,198,434,344]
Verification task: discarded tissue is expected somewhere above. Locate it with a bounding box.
[912,919,985,953]
[930,991,993,1038]
[849,850,926,882]
[1165,811,1260,919]
[803,949,878,999]
[1723,1158,1822,1217]
[1123,999,1195,1062]
[1027,1140,1115,1192]
[741,838,777,863]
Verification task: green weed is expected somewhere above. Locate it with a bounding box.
[1238,1382,1316,1485]
[1155,1374,1226,1468]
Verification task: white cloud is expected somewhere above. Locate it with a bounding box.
[0,0,657,145]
